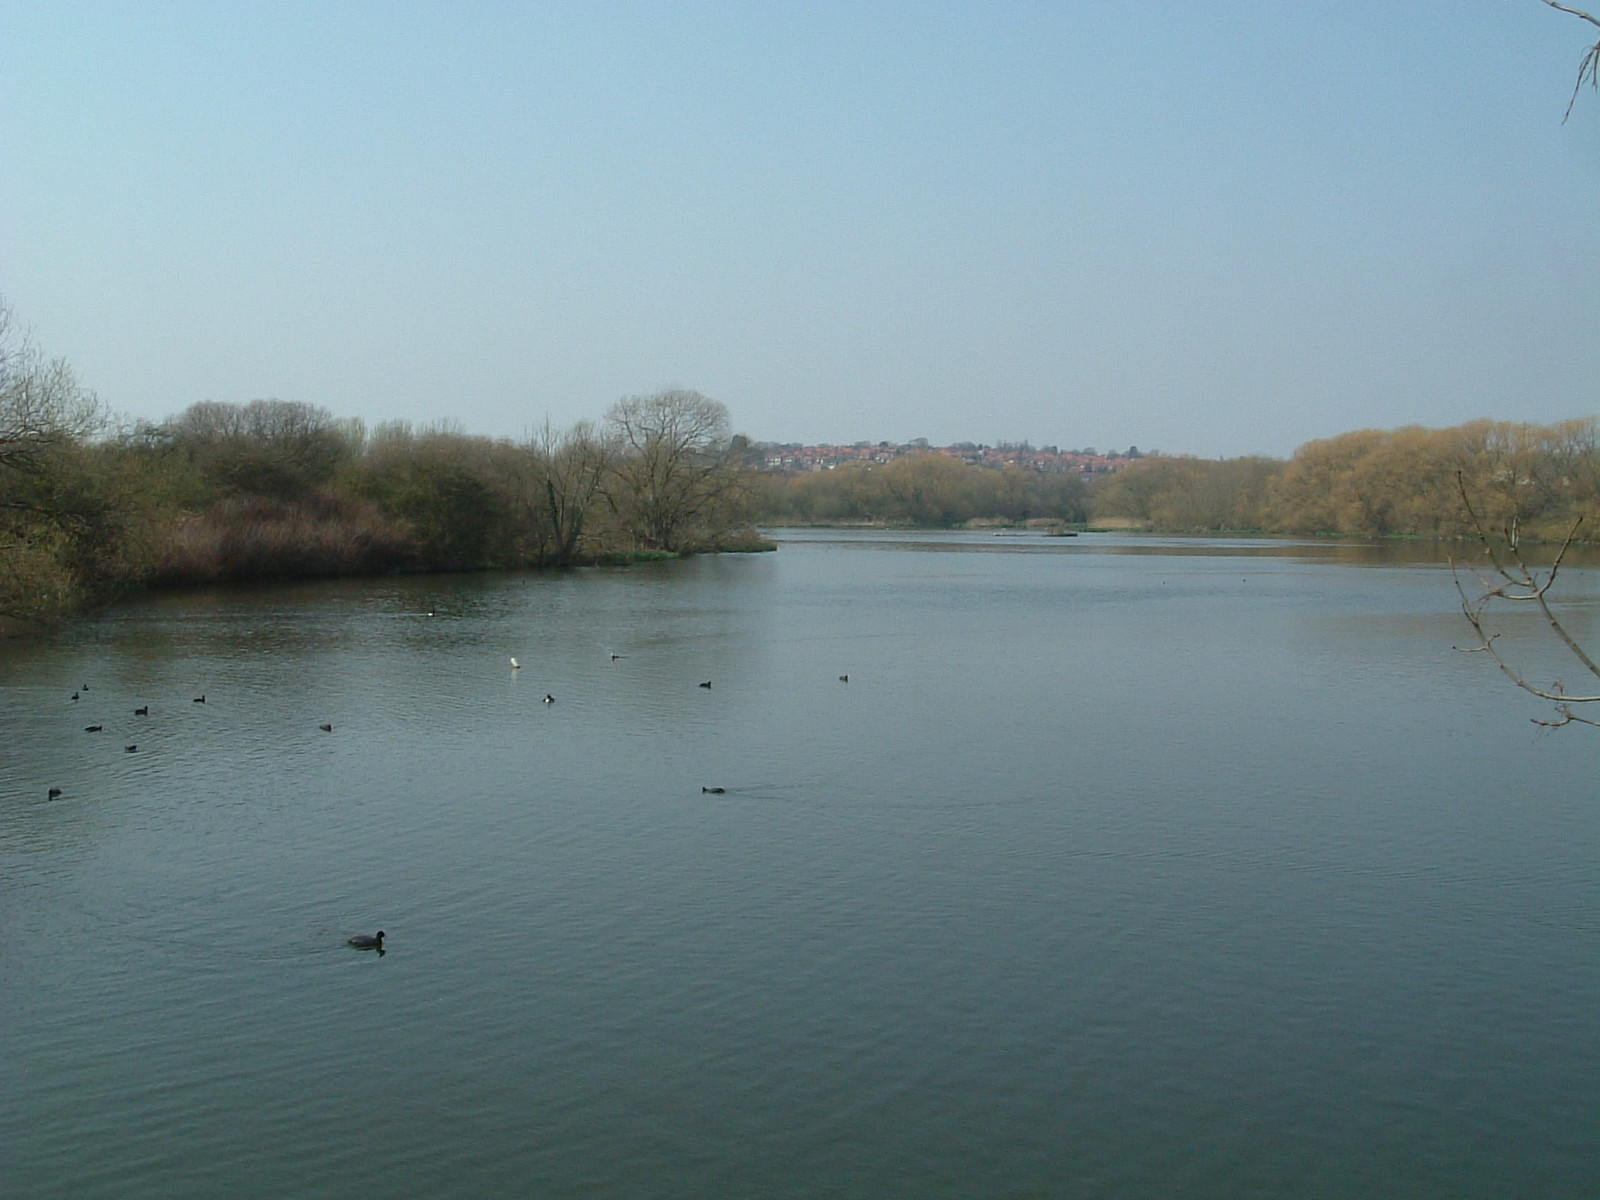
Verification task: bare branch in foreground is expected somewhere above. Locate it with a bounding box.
[1539,0,1600,121]
[1451,471,1600,726]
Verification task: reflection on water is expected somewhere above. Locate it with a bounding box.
[2,533,1596,1200]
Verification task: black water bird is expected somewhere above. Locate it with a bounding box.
[47,787,62,799]
[71,692,79,701]
[611,653,627,660]
[134,706,149,716]
[319,723,333,732]
[702,786,726,794]
[698,681,712,689]
[125,744,137,753]
[347,931,384,950]
[839,675,849,682]
[543,694,555,704]
[193,695,205,704]
[84,724,102,732]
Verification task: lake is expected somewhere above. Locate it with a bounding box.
[2,530,1596,1199]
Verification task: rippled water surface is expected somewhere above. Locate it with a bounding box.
[3,531,1596,1198]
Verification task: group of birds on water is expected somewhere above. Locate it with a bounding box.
[337,659,857,960]
[41,647,855,956]
[44,683,336,800]
[506,652,837,702]
[45,680,373,951]
[49,656,851,790]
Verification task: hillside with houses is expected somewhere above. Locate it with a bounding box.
[756,440,1142,477]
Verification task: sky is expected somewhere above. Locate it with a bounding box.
[1,1,1597,458]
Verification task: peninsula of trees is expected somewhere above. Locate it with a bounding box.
[0,307,761,623]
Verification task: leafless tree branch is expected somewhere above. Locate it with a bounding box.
[1539,0,1600,120]
[1451,471,1600,726]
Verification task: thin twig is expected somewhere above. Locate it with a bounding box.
[1539,0,1600,120]
[1451,471,1600,724]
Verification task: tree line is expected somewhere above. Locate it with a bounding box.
[0,307,761,623]
[754,453,1090,526]
[1090,420,1600,539]
[752,418,1600,539]
[7,300,1596,624]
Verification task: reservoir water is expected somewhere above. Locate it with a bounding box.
[3,530,1596,1199]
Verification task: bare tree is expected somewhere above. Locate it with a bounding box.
[530,419,614,566]
[604,390,744,553]
[0,298,119,621]
[166,398,352,499]
[0,301,102,473]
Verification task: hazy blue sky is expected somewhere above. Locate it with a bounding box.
[2,1,1596,457]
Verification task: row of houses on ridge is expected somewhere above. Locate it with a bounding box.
[756,440,1141,476]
